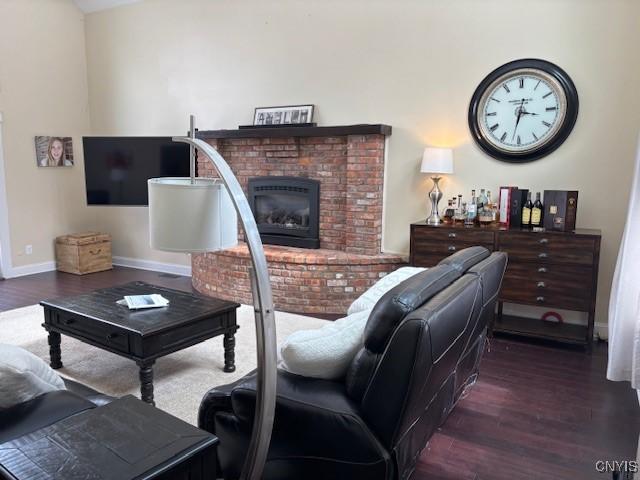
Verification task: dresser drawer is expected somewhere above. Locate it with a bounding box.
[411,240,494,267]
[52,312,130,354]
[498,232,596,265]
[411,226,495,244]
[500,263,593,310]
[410,226,495,267]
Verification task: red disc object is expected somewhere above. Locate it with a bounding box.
[541,311,563,323]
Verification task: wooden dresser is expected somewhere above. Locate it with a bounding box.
[410,221,601,349]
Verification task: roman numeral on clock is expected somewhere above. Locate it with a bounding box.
[517,135,521,145]
[542,121,552,127]
[545,107,557,111]
[519,78,524,88]
[490,123,499,132]
[503,84,511,93]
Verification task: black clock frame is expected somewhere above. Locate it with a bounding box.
[468,58,579,163]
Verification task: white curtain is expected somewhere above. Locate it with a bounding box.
[607,136,640,387]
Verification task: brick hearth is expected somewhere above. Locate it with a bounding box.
[193,244,405,314]
[192,125,406,315]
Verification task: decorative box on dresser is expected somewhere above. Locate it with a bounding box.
[410,221,601,351]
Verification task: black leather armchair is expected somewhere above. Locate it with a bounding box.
[199,247,507,480]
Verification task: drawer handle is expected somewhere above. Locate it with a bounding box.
[539,238,549,244]
[538,253,548,259]
[63,318,75,325]
[538,267,548,273]
[448,233,456,238]
[106,333,119,342]
[448,245,456,252]
[536,296,545,303]
[89,249,102,255]
[537,282,546,288]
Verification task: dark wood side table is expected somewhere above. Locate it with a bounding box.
[40,281,240,405]
[410,221,601,350]
[0,395,217,480]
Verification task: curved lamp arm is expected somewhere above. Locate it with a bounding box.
[172,136,277,480]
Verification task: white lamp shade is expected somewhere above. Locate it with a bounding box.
[148,178,238,252]
[420,147,454,174]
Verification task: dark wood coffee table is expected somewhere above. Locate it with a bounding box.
[0,395,217,479]
[40,281,240,406]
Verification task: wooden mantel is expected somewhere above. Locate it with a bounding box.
[196,124,392,140]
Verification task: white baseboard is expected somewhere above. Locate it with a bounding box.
[6,261,56,278]
[112,256,191,277]
[3,257,191,278]
[594,322,609,341]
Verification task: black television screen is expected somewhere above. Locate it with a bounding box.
[83,136,190,205]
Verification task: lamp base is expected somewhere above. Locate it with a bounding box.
[426,213,443,225]
[426,176,443,225]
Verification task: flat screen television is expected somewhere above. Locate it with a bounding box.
[83,136,190,206]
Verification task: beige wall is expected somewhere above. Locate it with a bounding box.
[0,0,91,268]
[86,0,640,326]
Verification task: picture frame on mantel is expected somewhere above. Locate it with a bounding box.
[252,104,315,127]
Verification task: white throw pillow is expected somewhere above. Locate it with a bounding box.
[347,266,427,315]
[280,309,370,380]
[0,344,66,409]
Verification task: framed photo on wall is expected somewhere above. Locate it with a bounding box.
[253,104,314,126]
[35,136,74,167]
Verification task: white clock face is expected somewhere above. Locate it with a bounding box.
[477,69,567,154]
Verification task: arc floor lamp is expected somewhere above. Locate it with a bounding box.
[147,116,277,480]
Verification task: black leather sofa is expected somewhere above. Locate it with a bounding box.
[0,379,113,444]
[199,246,507,480]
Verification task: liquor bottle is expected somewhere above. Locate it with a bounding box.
[521,191,533,229]
[478,189,488,211]
[443,199,454,224]
[487,190,498,223]
[466,190,477,225]
[478,189,493,226]
[454,195,465,223]
[531,192,544,229]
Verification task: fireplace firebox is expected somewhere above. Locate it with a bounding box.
[248,176,320,249]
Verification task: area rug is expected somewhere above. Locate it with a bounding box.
[0,304,328,425]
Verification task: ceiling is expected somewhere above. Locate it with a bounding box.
[73,0,143,14]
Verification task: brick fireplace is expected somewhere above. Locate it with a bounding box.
[192,124,406,314]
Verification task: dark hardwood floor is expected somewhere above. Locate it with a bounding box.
[0,266,194,311]
[417,337,638,479]
[0,267,637,479]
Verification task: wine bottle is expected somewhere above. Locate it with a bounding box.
[521,191,533,229]
[531,192,544,229]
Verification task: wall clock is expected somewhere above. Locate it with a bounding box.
[468,59,578,163]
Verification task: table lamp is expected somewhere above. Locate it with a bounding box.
[421,147,454,225]
[148,116,276,480]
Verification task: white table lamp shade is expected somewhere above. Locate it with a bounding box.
[421,147,454,175]
[148,178,238,252]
